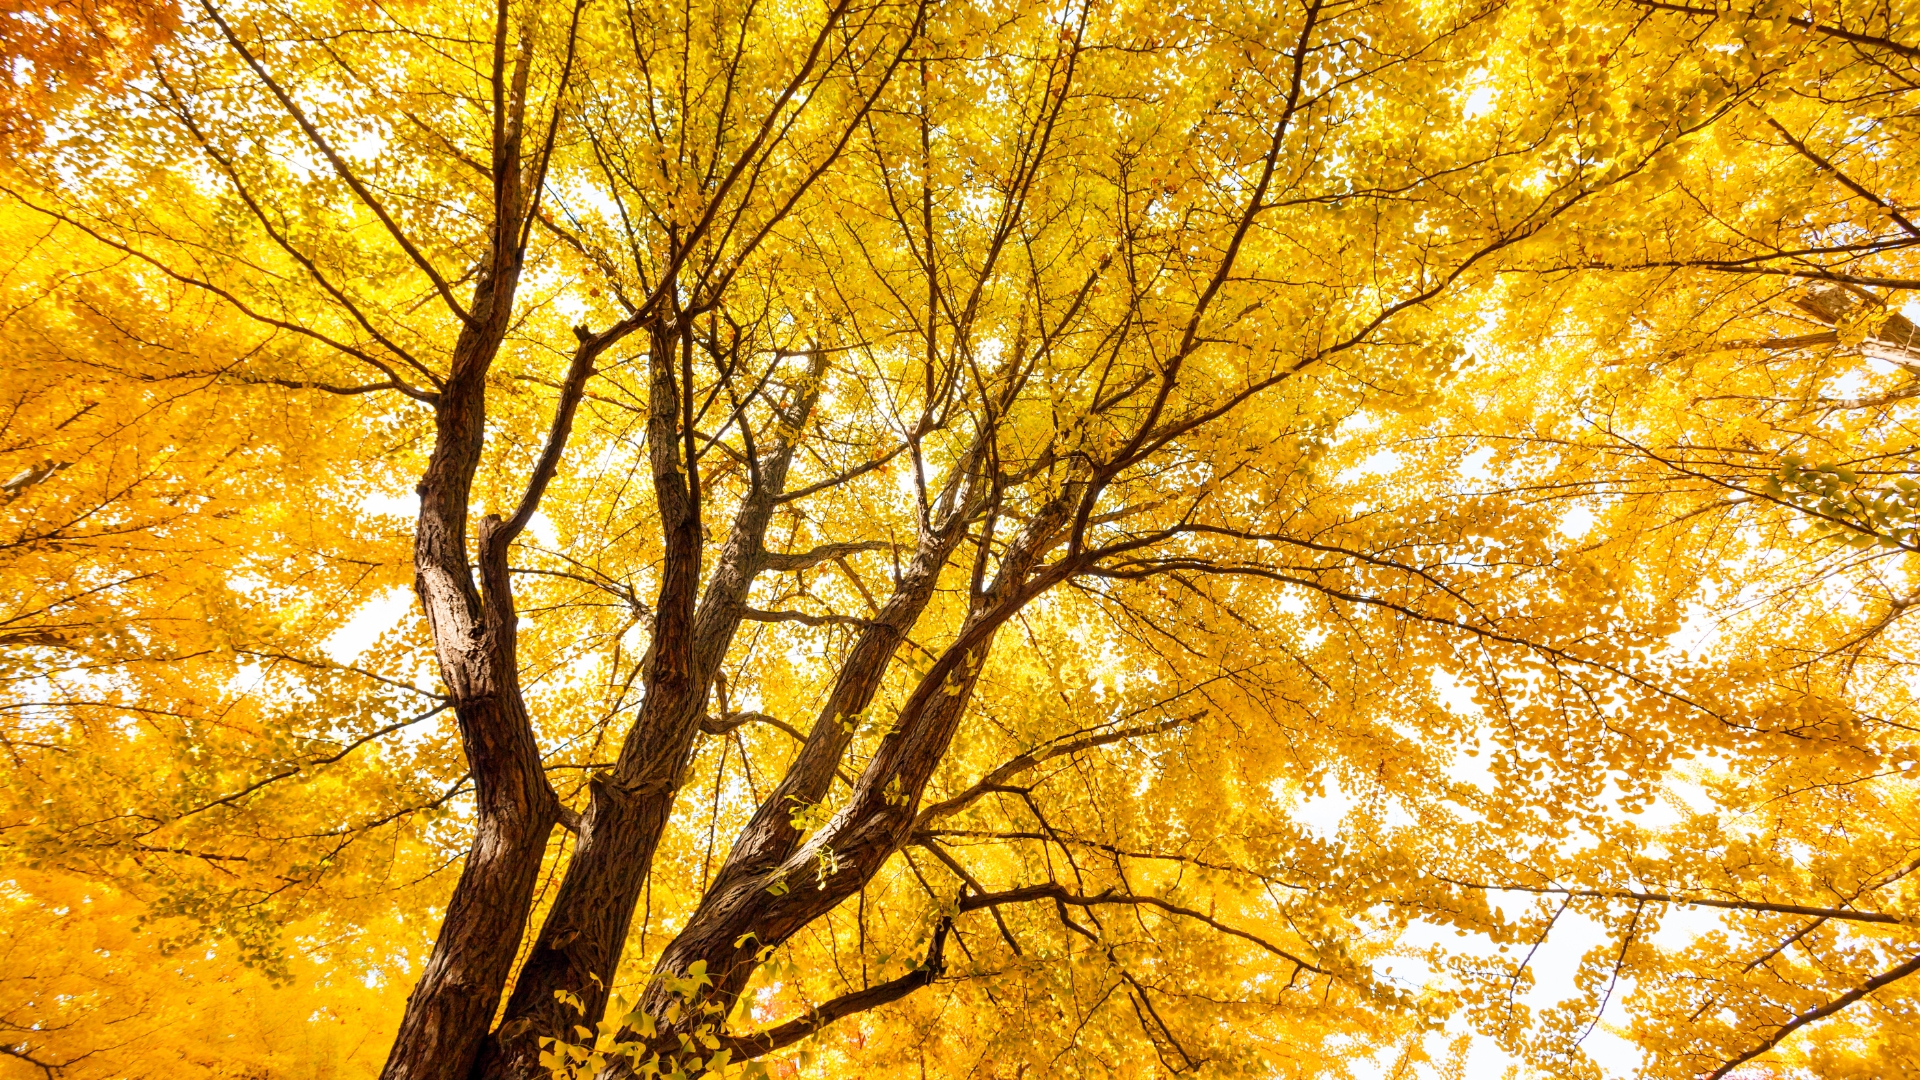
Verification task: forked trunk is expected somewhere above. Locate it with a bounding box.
[620,491,1076,1068]
[477,345,830,1080]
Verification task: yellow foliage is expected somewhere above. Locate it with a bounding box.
[3,1,1919,1079]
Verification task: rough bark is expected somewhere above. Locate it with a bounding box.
[477,347,831,1080]
[379,235,561,1080]
[697,476,981,888]
[377,30,605,1073]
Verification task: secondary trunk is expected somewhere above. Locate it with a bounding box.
[629,500,978,1031]
[618,489,1076,1070]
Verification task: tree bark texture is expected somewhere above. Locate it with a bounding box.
[380,244,564,1080]
[477,344,833,1080]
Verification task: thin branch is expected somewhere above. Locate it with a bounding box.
[0,187,437,400]
[915,712,1202,827]
[151,704,449,830]
[1764,116,1920,237]
[197,0,474,326]
[958,883,1329,976]
[775,442,910,504]
[1434,876,1914,925]
[719,917,951,1058]
[1627,0,1920,60]
[700,710,808,744]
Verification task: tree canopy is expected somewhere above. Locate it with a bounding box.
[3,0,1919,1077]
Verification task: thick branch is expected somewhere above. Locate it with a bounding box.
[740,606,869,628]
[759,540,890,572]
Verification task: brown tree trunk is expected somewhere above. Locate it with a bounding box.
[631,487,981,1024]
[703,501,976,885]
[632,610,996,1042]
[371,45,608,1054]
[379,263,564,1080]
[378,697,557,1080]
[477,344,830,1080]
[621,489,1077,1066]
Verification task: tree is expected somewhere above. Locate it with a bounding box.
[4,0,1919,1078]
[0,0,178,145]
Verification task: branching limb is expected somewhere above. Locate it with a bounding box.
[914,836,1025,955]
[151,704,450,831]
[913,711,1202,828]
[1433,876,1915,925]
[1706,951,1920,1080]
[740,607,870,628]
[719,917,952,1059]
[0,1041,66,1080]
[700,711,807,744]
[958,884,1329,976]
[759,540,891,572]
[196,0,474,326]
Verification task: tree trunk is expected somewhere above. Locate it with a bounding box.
[634,496,980,1025]
[379,175,561,1076]
[380,377,561,1080]
[378,698,557,1080]
[621,489,1076,1066]
[478,345,829,1080]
